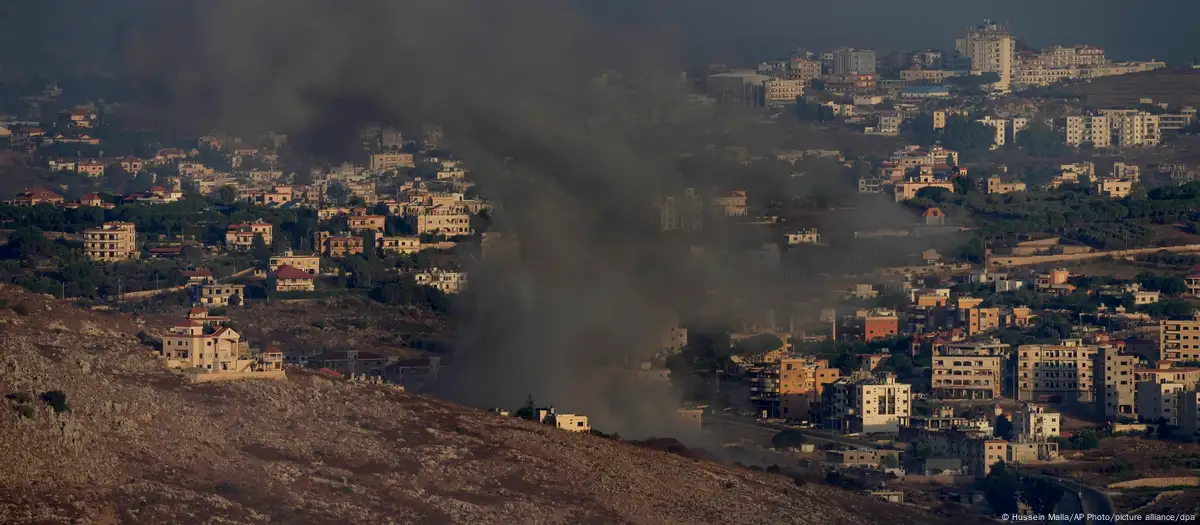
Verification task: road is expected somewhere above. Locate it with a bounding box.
[1035,474,1115,525]
[704,414,888,449]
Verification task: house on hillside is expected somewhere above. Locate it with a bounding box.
[271,264,316,292]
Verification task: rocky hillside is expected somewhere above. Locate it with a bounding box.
[0,285,948,524]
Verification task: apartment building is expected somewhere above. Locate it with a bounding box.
[547,413,590,433]
[369,152,415,171]
[414,269,468,294]
[1100,109,1161,147]
[822,373,911,434]
[955,20,1015,92]
[832,48,876,75]
[225,219,274,250]
[1037,45,1107,68]
[347,214,386,233]
[789,58,823,80]
[1065,115,1113,147]
[932,341,1008,399]
[976,117,1007,148]
[1012,404,1061,442]
[268,252,319,275]
[271,264,316,293]
[161,321,247,372]
[658,188,704,231]
[1159,319,1200,362]
[83,222,138,262]
[1135,362,1200,388]
[377,235,422,255]
[986,176,1026,194]
[1157,109,1197,132]
[863,313,899,342]
[891,145,960,169]
[710,190,748,217]
[1097,178,1133,198]
[405,205,473,236]
[763,79,804,105]
[1016,342,1096,403]
[1136,382,1184,425]
[893,170,956,202]
[748,356,840,420]
[314,231,364,258]
[198,283,245,307]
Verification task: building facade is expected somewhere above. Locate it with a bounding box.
[1016,343,1096,403]
[955,20,1015,92]
[822,374,911,434]
[83,222,138,262]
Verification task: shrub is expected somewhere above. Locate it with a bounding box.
[39,390,70,413]
[11,303,30,316]
[15,405,36,419]
[766,465,781,474]
[6,392,34,404]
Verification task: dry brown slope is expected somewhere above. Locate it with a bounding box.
[0,286,944,525]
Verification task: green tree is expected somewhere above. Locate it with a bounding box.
[771,430,807,449]
[252,233,271,265]
[216,185,238,204]
[1014,122,1071,157]
[879,454,900,469]
[983,461,1020,516]
[994,415,1014,440]
[1069,429,1101,450]
[516,394,537,420]
[942,115,998,155]
[1019,477,1064,516]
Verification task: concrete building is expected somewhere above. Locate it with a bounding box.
[1012,404,1061,442]
[414,269,468,294]
[370,152,415,171]
[658,188,704,231]
[1097,178,1133,198]
[1065,115,1112,148]
[271,264,316,292]
[710,190,748,217]
[405,205,473,236]
[1094,347,1138,420]
[269,252,320,275]
[1112,162,1141,181]
[347,214,386,233]
[1179,390,1200,435]
[976,117,1007,148]
[955,20,1015,92]
[822,373,911,434]
[932,341,1008,400]
[785,229,821,245]
[893,170,956,202]
[1100,109,1161,147]
[986,176,1026,194]
[1016,343,1096,403]
[748,356,840,420]
[763,79,804,106]
[225,219,274,250]
[198,283,246,307]
[1136,382,1184,425]
[832,48,876,75]
[377,236,422,255]
[161,321,247,372]
[790,58,823,80]
[863,313,899,342]
[1159,319,1200,363]
[314,232,364,258]
[83,222,138,262]
[1135,362,1200,388]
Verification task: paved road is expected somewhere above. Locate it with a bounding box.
[1036,474,1115,525]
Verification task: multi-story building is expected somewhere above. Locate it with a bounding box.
[789,58,823,80]
[986,176,1026,194]
[1065,115,1113,147]
[1100,109,1161,147]
[83,222,138,262]
[863,313,899,342]
[369,152,415,171]
[1159,319,1200,363]
[657,188,704,232]
[763,79,804,106]
[748,356,840,420]
[832,48,877,75]
[1036,45,1107,69]
[1012,404,1061,442]
[932,341,1009,400]
[785,229,821,245]
[955,20,1015,92]
[161,321,247,372]
[1135,362,1200,388]
[269,251,320,275]
[314,231,364,258]
[377,236,422,255]
[1016,342,1096,403]
[347,213,386,233]
[976,117,1007,148]
[405,205,473,236]
[225,219,274,250]
[893,169,956,202]
[1097,178,1133,198]
[710,190,748,217]
[1179,390,1200,435]
[198,283,246,307]
[1112,162,1141,181]
[1157,109,1197,132]
[414,269,468,294]
[1136,382,1184,425]
[271,264,316,292]
[822,373,911,434]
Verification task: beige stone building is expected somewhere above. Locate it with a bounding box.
[710,190,748,217]
[405,205,473,236]
[225,219,274,250]
[370,152,415,171]
[161,321,247,372]
[822,373,911,434]
[1016,342,1096,403]
[1159,319,1200,362]
[1097,178,1133,198]
[414,269,468,294]
[1012,403,1061,441]
[1136,382,1184,425]
[84,222,138,262]
[932,342,1008,400]
[271,265,316,292]
[198,283,246,307]
[955,20,1015,92]
[1065,115,1112,148]
[377,236,422,255]
[269,252,320,275]
[986,176,1026,194]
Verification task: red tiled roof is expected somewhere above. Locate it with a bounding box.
[21,188,62,199]
[81,193,101,200]
[180,269,213,277]
[150,186,167,192]
[188,308,207,316]
[922,207,944,217]
[273,264,314,280]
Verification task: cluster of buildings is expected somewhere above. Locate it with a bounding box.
[1066,106,1198,148]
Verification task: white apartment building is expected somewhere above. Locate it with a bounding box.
[1012,404,1061,442]
[955,20,1015,92]
[1100,109,1161,147]
[1065,115,1112,147]
[822,373,911,434]
[1136,382,1184,425]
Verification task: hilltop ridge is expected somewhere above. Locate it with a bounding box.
[0,285,943,524]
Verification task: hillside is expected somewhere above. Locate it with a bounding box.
[1061,68,1200,108]
[0,285,949,525]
